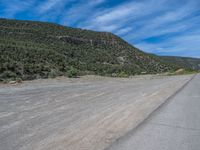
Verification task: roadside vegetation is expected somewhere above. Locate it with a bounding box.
[1,18,199,83]
[166,68,199,76]
[161,56,200,71]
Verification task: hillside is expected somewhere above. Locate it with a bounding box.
[0,18,177,81]
[161,56,200,71]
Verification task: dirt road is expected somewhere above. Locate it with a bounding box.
[0,75,192,150]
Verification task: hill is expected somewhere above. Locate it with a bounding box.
[161,56,200,71]
[0,18,177,81]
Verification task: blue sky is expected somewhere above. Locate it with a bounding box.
[0,0,200,58]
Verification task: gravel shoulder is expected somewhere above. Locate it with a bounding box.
[0,75,193,150]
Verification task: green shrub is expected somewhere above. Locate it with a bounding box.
[48,69,59,78]
[66,67,78,78]
[0,71,17,79]
[111,73,117,77]
[117,71,129,78]
[15,77,22,83]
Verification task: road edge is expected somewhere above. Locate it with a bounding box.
[105,74,196,150]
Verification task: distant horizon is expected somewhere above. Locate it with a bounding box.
[0,0,200,58]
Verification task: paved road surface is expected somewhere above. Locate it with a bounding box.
[108,74,200,150]
[0,75,192,150]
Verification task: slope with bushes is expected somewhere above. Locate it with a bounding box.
[0,18,177,81]
[161,56,200,71]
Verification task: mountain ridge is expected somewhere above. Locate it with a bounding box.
[0,18,198,81]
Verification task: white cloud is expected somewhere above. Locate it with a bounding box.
[125,0,200,40]
[94,4,138,23]
[78,0,169,32]
[115,27,133,35]
[38,0,63,13]
[60,0,106,26]
[135,32,200,57]
[1,0,35,18]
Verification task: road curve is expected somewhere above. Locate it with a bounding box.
[107,74,200,150]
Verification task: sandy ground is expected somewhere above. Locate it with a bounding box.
[0,75,193,150]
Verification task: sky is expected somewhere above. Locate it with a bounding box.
[0,0,200,58]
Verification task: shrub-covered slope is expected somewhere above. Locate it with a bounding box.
[161,56,200,71]
[0,18,176,81]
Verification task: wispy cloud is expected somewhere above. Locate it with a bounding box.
[78,0,169,32]
[38,0,64,13]
[0,0,35,18]
[135,31,200,57]
[126,1,200,40]
[60,0,106,26]
[115,27,133,36]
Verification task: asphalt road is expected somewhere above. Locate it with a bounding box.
[108,74,200,150]
[0,75,193,150]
